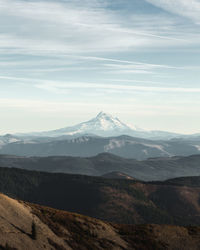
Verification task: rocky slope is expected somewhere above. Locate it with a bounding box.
[0,193,200,250]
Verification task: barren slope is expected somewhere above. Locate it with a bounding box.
[1,193,200,250]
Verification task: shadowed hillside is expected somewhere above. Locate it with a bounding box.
[0,167,200,226]
[101,171,136,180]
[1,153,200,180]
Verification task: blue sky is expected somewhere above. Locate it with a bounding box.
[0,0,200,134]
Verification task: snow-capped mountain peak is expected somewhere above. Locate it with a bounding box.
[96,111,111,119]
[87,111,133,131]
[20,112,135,137]
[14,112,182,140]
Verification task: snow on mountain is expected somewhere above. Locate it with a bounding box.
[0,134,21,148]
[74,111,135,133]
[22,112,137,137]
[14,111,186,139]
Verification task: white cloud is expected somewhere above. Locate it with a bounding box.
[0,0,196,58]
[0,97,199,121]
[35,81,200,94]
[0,0,200,134]
[0,53,181,76]
[1,75,200,94]
[146,0,200,24]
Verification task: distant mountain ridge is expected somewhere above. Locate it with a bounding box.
[0,112,200,160]
[15,111,186,139]
[1,153,200,181]
[16,112,135,137]
[1,134,200,160]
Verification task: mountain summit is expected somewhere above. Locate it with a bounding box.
[38,111,135,137]
[86,111,134,132]
[17,112,182,139]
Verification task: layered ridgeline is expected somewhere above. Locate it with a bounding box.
[1,134,200,160]
[0,112,200,159]
[1,167,200,226]
[1,153,200,181]
[1,193,200,250]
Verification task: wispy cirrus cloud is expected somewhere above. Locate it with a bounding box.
[145,0,200,24]
[0,0,199,84]
[0,0,198,78]
[1,75,200,94]
[0,0,200,133]
[0,0,196,57]
[0,54,181,76]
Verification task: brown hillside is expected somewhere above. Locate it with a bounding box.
[0,167,200,225]
[0,193,200,250]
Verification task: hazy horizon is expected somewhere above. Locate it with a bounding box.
[0,111,199,135]
[0,0,200,134]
